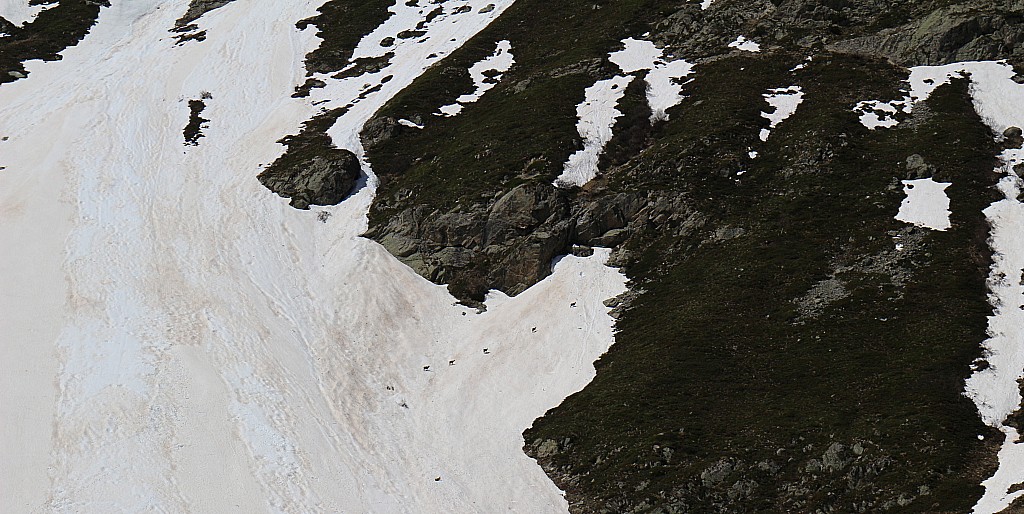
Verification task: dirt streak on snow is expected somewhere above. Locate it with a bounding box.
[0,0,626,512]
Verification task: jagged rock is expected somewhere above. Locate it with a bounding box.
[905,154,936,179]
[258,147,360,210]
[827,5,1024,66]
[362,116,402,149]
[174,0,235,30]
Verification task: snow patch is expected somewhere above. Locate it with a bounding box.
[610,38,694,122]
[728,36,760,52]
[895,178,952,231]
[554,37,694,188]
[436,39,514,117]
[554,75,633,188]
[398,118,424,129]
[853,99,907,129]
[759,86,803,141]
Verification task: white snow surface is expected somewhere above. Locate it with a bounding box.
[609,38,694,122]
[701,0,714,9]
[608,37,663,74]
[759,85,803,141]
[437,39,514,117]
[853,99,907,129]
[0,0,628,512]
[0,0,52,27]
[398,118,424,129]
[554,75,633,187]
[555,37,694,187]
[728,36,760,52]
[895,178,952,231]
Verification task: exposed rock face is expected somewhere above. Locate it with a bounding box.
[828,5,1024,66]
[258,145,360,210]
[173,0,235,29]
[257,108,362,210]
[367,183,654,303]
[269,0,1016,510]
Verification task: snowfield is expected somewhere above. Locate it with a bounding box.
[0,0,627,512]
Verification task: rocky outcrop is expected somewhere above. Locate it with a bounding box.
[173,0,235,30]
[258,110,361,210]
[828,5,1024,66]
[653,0,1024,67]
[258,146,360,210]
[365,183,676,304]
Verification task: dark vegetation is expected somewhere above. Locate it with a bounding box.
[183,95,209,146]
[347,0,1023,511]
[525,68,1001,512]
[293,0,395,96]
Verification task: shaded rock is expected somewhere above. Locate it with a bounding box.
[173,0,234,30]
[827,6,1024,66]
[905,154,936,179]
[258,148,360,210]
[258,109,360,210]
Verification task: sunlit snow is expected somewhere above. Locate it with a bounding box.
[895,178,952,231]
[759,85,803,141]
[854,99,907,129]
[0,0,629,512]
[728,36,760,52]
[555,37,694,187]
[555,75,633,187]
[0,0,53,27]
[609,38,694,122]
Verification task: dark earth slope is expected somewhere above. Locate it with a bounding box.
[267,0,1024,511]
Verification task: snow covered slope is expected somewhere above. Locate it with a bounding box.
[0,0,626,511]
